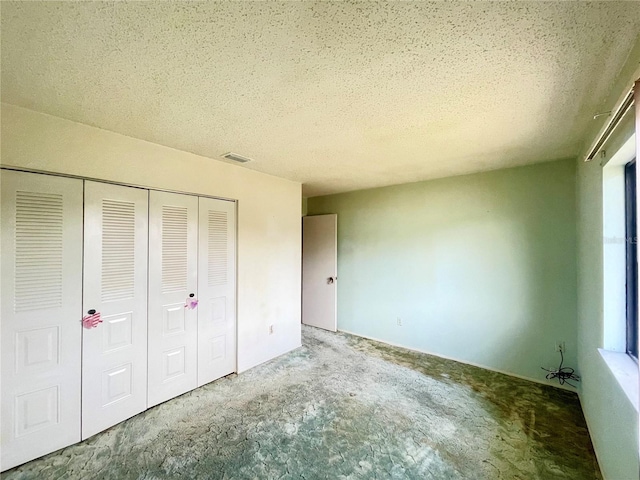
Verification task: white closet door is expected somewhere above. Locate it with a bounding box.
[82,182,149,439]
[147,191,199,407]
[1,171,83,471]
[197,197,237,386]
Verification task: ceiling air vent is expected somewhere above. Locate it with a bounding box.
[221,152,252,163]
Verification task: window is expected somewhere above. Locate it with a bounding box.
[624,159,638,361]
[601,134,638,410]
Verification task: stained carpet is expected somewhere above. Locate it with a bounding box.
[3,326,601,479]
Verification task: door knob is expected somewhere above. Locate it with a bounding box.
[327,277,336,284]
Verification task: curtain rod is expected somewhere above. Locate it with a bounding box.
[584,86,635,162]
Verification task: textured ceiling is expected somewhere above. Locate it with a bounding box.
[2,1,640,196]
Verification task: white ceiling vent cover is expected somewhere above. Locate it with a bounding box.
[221,152,252,163]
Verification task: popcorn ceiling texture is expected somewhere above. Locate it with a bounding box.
[3,327,600,479]
[1,1,639,196]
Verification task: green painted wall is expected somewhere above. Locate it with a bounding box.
[574,37,640,480]
[307,159,577,385]
[577,151,638,480]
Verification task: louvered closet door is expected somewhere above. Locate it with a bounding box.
[148,191,198,407]
[198,197,237,386]
[82,182,149,439]
[1,171,83,471]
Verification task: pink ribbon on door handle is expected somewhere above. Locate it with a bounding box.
[185,296,198,310]
[82,312,102,329]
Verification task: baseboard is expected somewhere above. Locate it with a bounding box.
[337,329,577,393]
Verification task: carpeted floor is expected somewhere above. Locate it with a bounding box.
[3,326,601,479]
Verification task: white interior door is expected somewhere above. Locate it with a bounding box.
[197,197,236,386]
[1,171,83,471]
[82,181,149,439]
[302,214,337,332]
[148,191,199,407]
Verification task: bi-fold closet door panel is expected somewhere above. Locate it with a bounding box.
[1,171,83,471]
[198,197,237,386]
[147,191,199,408]
[82,181,149,440]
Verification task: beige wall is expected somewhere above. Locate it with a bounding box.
[1,103,302,373]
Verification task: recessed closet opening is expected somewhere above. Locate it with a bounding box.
[1,168,237,469]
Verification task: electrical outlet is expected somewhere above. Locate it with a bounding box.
[555,341,565,353]
[397,317,402,326]
[269,325,274,335]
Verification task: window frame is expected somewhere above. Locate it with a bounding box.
[624,159,638,361]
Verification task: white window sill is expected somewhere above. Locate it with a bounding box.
[598,349,639,413]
